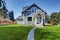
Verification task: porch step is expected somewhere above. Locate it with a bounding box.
[35,24,43,27]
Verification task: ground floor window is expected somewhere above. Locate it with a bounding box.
[27,17,32,21]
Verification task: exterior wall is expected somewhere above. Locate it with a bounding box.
[24,6,43,16]
[22,5,45,26]
[16,20,23,24]
[23,16,33,25]
[23,12,45,26]
[24,7,44,25]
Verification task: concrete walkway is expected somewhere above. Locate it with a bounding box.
[27,28,36,40]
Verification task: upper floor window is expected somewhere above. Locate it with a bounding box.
[31,7,36,13]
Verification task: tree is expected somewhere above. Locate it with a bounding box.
[58,11,60,24]
[0,0,7,17]
[50,12,59,25]
[9,11,14,21]
[45,14,50,24]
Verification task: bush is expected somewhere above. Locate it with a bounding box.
[50,12,59,25]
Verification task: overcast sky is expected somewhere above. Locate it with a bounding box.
[5,0,60,19]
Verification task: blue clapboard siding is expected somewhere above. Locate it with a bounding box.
[24,11,31,16]
[24,6,39,16]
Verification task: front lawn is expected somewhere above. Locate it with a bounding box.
[35,26,60,40]
[0,24,32,40]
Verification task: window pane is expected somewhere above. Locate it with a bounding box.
[28,17,32,21]
[31,8,36,13]
[32,8,34,13]
[35,8,36,12]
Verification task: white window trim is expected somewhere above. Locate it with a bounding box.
[27,17,32,22]
[31,7,37,13]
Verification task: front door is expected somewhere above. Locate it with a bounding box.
[37,17,41,24]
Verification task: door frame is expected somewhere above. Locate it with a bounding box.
[35,17,41,24]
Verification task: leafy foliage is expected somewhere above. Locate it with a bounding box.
[45,14,50,24]
[50,12,60,25]
[0,0,7,17]
[9,11,14,21]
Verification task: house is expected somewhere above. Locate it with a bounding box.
[16,4,46,26]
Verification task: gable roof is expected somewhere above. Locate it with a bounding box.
[22,3,46,14]
[23,6,29,11]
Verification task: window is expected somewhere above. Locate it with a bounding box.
[31,7,36,13]
[27,17,32,21]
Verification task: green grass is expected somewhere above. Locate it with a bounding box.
[0,24,32,40]
[0,24,24,27]
[35,25,60,40]
[1,25,60,40]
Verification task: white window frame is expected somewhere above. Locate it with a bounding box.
[27,17,32,21]
[31,7,37,13]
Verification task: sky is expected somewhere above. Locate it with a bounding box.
[5,0,60,19]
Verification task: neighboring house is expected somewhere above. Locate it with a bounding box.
[16,4,46,26]
[16,16,23,24]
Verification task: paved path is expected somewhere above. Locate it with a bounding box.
[27,28,36,40]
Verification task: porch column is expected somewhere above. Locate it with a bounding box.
[41,12,45,26]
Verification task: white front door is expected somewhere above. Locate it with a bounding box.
[36,17,41,24]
